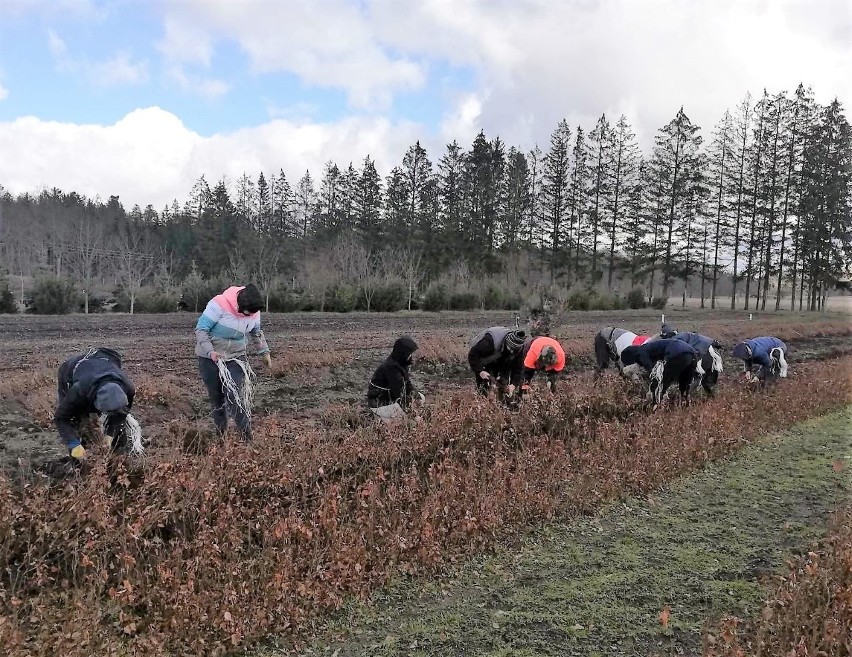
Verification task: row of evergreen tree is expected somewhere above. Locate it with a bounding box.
[1,83,849,312]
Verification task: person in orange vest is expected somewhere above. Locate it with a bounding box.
[511,335,566,396]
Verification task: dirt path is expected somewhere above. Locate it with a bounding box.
[269,407,852,657]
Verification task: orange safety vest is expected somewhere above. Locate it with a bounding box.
[523,337,566,371]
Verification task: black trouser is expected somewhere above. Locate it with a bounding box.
[198,357,252,440]
[650,352,698,403]
[594,334,612,375]
[696,352,719,396]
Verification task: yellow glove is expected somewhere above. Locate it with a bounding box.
[70,445,86,460]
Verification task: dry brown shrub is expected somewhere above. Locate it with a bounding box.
[271,349,354,376]
[704,506,852,657]
[1,357,851,656]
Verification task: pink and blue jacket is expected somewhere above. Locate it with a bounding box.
[195,286,270,361]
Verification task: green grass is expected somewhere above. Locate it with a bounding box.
[262,408,852,657]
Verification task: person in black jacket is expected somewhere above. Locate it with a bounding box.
[468,327,526,398]
[621,338,699,409]
[367,336,423,421]
[54,347,139,461]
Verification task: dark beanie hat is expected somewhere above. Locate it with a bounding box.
[660,323,677,338]
[237,284,264,313]
[505,330,526,352]
[95,382,129,413]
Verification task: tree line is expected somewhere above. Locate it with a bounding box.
[0,82,849,314]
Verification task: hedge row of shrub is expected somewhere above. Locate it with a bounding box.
[1,275,666,315]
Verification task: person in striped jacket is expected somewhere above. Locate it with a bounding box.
[195,284,273,441]
[593,326,651,380]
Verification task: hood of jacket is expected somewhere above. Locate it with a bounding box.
[214,286,260,319]
[390,336,418,366]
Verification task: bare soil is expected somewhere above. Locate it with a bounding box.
[1,309,849,476]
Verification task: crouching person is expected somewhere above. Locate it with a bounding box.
[514,336,566,396]
[468,327,526,398]
[621,339,699,409]
[659,324,724,396]
[732,336,788,385]
[55,347,141,462]
[367,336,424,422]
[195,283,273,442]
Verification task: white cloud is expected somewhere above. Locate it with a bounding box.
[156,15,215,66]
[368,0,852,149]
[92,51,149,85]
[161,0,426,109]
[166,65,230,99]
[47,29,148,86]
[0,107,422,209]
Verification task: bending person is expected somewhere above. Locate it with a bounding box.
[468,327,526,398]
[594,326,650,379]
[514,336,566,396]
[195,284,272,442]
[732,336,788,385]
[367,336,423,421]
[659,324,724,396]
[55,347,140,461]
[621,338,699,409]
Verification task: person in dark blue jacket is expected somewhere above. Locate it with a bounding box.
[732,336,788,383]
[621,338,700,408]
[54,347,139,461]
[659,324,724,396]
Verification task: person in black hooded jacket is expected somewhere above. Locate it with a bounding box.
[367,336,423,421]
[621,338,699,409]
[54,347,137,461]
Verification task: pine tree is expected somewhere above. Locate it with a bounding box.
[728,94,752,308]
[605,114,639,290]
[744,91,769,310]
[355,156,383,251]
[272,169,295,238]
[438,140,465,262]
[295,171,317,244]
[648,107,704,298]
[568,127,589,279]
[783,85,816,310]
[706,110,734,308]
[541,119,572,281]
[586,114,612,284]
[500,147,531,250]
[799,99,852,310]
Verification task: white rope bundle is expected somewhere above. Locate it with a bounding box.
[217,358,256,418]
[125,414,144,456]
[99,413,145,455]
[708,345,723,373]
[649,360,665,405]
[771,348,788,378]
[695,356,705,388]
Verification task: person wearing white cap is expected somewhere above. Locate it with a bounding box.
[54,347,139,461]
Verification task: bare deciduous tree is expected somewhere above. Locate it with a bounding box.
[113,226,156,314]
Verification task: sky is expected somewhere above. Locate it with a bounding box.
[0,0,849,210]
